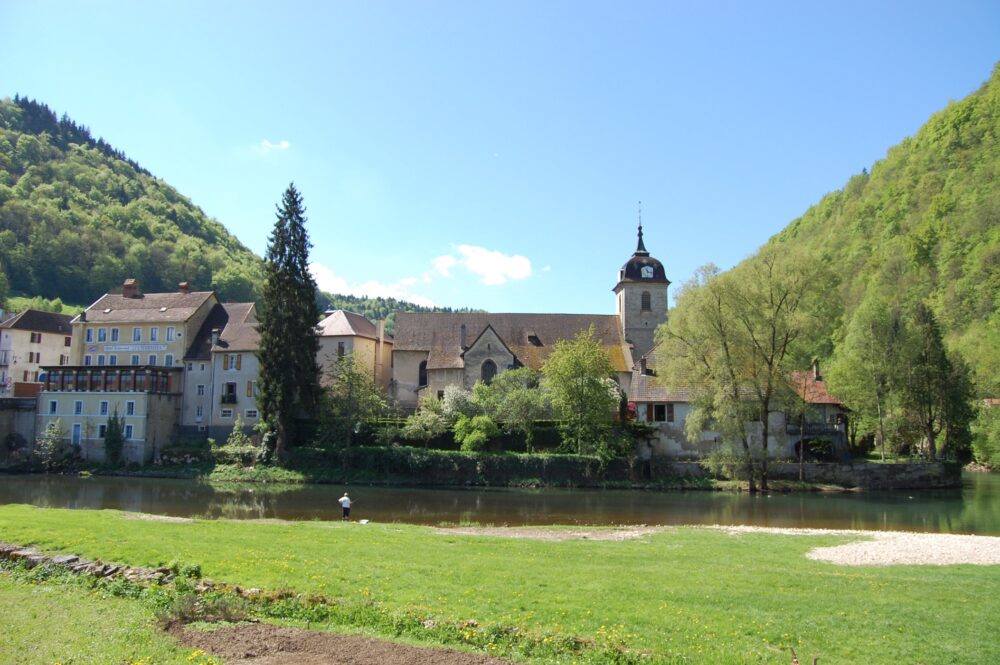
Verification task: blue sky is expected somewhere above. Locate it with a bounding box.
[3,1,998,313]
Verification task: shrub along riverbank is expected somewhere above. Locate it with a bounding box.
[1,504,997,664]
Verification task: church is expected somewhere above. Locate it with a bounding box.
[390,226,670,408]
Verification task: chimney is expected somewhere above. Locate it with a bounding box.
[640,357,648,375]
[813,359,821,381]
[122,278,141,299]
[375,319,386,385]
[211,328,221,347]
[460,323,467,350]
[178,282,191,294]
[79,311,87,322]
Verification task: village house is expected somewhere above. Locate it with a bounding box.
[316,310,393,389]
[0,309,74,397]
[630,347,849,460]
[36,279,221,462]
[390,226,669,407]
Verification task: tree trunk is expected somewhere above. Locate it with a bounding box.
[926,421,937,460]
[875,392,886,461]
[798,413,805,481]
[760,420,769,492]
[741,436,757,493]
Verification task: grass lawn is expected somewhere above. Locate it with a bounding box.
[0,572,209,664]
[1,504,997,664]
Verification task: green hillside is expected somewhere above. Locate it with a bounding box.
[764,63,1000,394]
[318,292,483,335]
[0,96,264,305]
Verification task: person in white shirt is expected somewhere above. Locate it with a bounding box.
[338,493,352,521]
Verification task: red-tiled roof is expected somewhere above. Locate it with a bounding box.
[317,310,382,340]
[393,312,633,372]
[788,371,843,405]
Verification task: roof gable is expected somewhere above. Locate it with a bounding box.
[0,309,74,334]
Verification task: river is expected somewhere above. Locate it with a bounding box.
[1,472,998,535]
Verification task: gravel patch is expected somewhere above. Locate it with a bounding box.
[711,525,1000,566]
[435,525,668,541]
[121,513,193,523]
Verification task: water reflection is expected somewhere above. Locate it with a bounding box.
[1,473,998,535]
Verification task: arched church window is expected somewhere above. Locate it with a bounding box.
[481,359,497,385]
[641,291,651,311]
[418,360,427,387]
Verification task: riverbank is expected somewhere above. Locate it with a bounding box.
[3,443,962,492]
[1,504,997,663]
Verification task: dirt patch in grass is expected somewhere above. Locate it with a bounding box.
[712,525,1000,566]
[435,525,668,541]
[169,622,510,665]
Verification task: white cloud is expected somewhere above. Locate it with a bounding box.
[310,262,437,308]
[259,139,290,154]
[454,244,532,285]
[432,255,458,277]
[542,265,552,272]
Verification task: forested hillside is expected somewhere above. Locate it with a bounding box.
[318,292,483,335]
[0,96,264,304]
[763,63,1000,394]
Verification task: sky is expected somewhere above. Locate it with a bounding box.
[3,1,999,313]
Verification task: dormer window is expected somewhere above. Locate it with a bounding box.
[641,265,654,279]
[527,331,542,347]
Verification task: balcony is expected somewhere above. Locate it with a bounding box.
[220,393,238,405]
[786,422,841,436]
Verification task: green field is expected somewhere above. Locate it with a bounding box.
[1,504,997,664]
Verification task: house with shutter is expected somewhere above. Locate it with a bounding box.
[0,310,74,397]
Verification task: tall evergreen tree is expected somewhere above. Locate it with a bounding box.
[257,184,321,461]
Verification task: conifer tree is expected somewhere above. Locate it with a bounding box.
[257,184,321,461]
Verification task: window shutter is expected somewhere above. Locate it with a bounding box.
[246,381,252,397]
[646,404,653,421]
[235,354,242,370]
[223,355,229,370]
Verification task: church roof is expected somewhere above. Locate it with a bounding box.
[616,224,669,285]
[393,312,633,372]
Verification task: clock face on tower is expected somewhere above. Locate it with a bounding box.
[640,265,654,279]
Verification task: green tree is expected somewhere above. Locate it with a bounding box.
[401,397,449,447]
[972,403,1000,468]
[472,367,549,452]
[318,353,388,449]
[256,184,321,461]
[103,408,126,466]
[900,303,975,459]
[453,414,500,452]
[34,419,66,472]
[541,327,619,455]
[658,251,834,491]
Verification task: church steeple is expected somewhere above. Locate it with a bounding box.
[635,201,649,256]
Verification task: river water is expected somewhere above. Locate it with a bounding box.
[1,472,998,535]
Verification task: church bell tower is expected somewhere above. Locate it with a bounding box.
[614,222,670,361]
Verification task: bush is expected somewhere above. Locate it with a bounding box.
[972,407,1000,469]
[453,414,500,452]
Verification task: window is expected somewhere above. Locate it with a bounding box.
[59,354,69,366]
[245,409,259,419]
[64,336,71,347]
[126,400,135,416]
[124,424,133,439]
[74,400,83,415]
[641,291,651,311]
[197,384,206,396]
[164,354,174,368]
[109,355,118,366]
[149,327,159,342]
[132,328,141,342]
[98,424,107,438]
[652,404,675,423]
[200,363,205,371]
[222,382,237,403]
[166,326,175,341]
[85,329,93,343]
[84,355,92,366]
[99,401,109,416]
[48,400,57,414]
[437,390,444,400]
[337,341,346,358]
[187,362,193,371]
[481,359,497,385]
[418,361,427,387]
[131,355,140,366]
[30,332,42,343]
[220,408,233,418]
[22,370,28,381]
[111,328,120,342]
[246,381,254,397]
[148,354,157,366]
[97,355,106,366]
[97,328,107,342]
[196,405,203,418]
[223,354,241,371]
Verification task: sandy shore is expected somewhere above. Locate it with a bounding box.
[711,525,1000,566]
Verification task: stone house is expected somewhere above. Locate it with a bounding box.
[0,309,74,396]
[316,310,393,389]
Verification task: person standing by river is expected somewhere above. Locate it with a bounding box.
[338,493,352,521]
